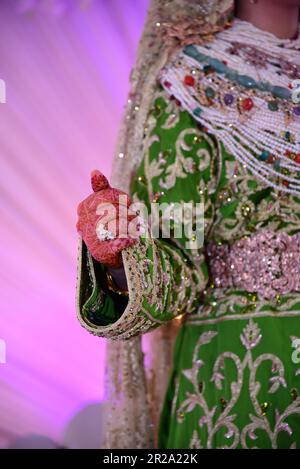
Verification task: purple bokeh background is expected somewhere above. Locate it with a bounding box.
[0,0,149,448]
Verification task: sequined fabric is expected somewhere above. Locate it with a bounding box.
[207,229,300,300]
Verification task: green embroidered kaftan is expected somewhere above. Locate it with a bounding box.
[76,19,300,448]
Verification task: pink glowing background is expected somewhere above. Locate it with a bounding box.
[0,0,149,448]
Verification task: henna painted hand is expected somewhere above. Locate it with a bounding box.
[76,170,143,268]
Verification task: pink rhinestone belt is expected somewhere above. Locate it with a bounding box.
[206,229,300,300]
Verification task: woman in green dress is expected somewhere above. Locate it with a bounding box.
[76,0,300,449]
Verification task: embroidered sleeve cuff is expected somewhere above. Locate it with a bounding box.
[76,226,207,340]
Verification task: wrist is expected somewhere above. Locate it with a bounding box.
[105,268,128,297]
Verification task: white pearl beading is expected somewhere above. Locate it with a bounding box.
[159,27,300,196]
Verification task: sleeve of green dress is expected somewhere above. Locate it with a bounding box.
[76,86,220,340]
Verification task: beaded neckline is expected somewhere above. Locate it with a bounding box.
[215,18,300,78]
[224,18,300,52]
[159,18,300,196]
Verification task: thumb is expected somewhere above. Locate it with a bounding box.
[91,170,110,192]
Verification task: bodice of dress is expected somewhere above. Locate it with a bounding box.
[146,18,300,312]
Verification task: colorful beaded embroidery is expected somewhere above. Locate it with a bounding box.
[159,19,300,195]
